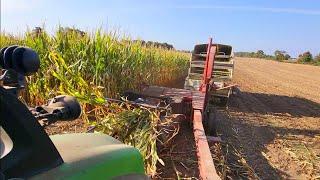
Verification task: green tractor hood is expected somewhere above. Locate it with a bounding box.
[30,133,146,180]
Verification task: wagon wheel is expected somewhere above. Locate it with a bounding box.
[203,107,217,136]
[219,97,229,107]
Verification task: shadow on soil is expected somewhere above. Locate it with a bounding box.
[214,89,320,179]
[231,88,320,118]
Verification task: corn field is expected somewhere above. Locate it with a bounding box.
[0,28,190,176]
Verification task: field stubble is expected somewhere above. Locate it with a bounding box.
[214,57,320,179]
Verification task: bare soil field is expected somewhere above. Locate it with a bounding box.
[215,57,320,179]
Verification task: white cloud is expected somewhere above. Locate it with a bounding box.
[174,5,320,16]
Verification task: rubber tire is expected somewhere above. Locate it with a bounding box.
[207,110,217,136]
[203,108,217,136]
[219,97,229,107]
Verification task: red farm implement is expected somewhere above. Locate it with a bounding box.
[124,38,235,179]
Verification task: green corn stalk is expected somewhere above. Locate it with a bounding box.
[0,27,190,176]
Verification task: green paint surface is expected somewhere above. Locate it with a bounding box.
[31,133,145,180]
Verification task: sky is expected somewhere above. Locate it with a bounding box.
[1,0,320,57]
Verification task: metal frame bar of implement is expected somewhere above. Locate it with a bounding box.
[206,46,217,86]
[199,38,211,92]
[193,110,220,180]
[104,97,170,110]
[194,37,220,179]
[200,37,214,93]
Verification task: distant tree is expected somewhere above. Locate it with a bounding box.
[274,50,286,61]
[256,50,265,58]
[297,51,313,63]
[136,40,174,50]
[32,27,43,35]
[234,51,274,60]
[58,27,86,37]
[284,54,291,60]
[29,27,44,38]
[178,50,191,53]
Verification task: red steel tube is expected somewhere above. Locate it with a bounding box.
[206,46,216,83]
[200,38,213,92]
[193,109,220,180]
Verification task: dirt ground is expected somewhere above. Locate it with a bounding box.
[216,58,320,179]
[45,118,88,135]
[156,116,199,179]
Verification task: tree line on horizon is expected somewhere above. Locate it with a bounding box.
[235,50,320,66]
[31,27,176,50]
[132,40,175,50]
